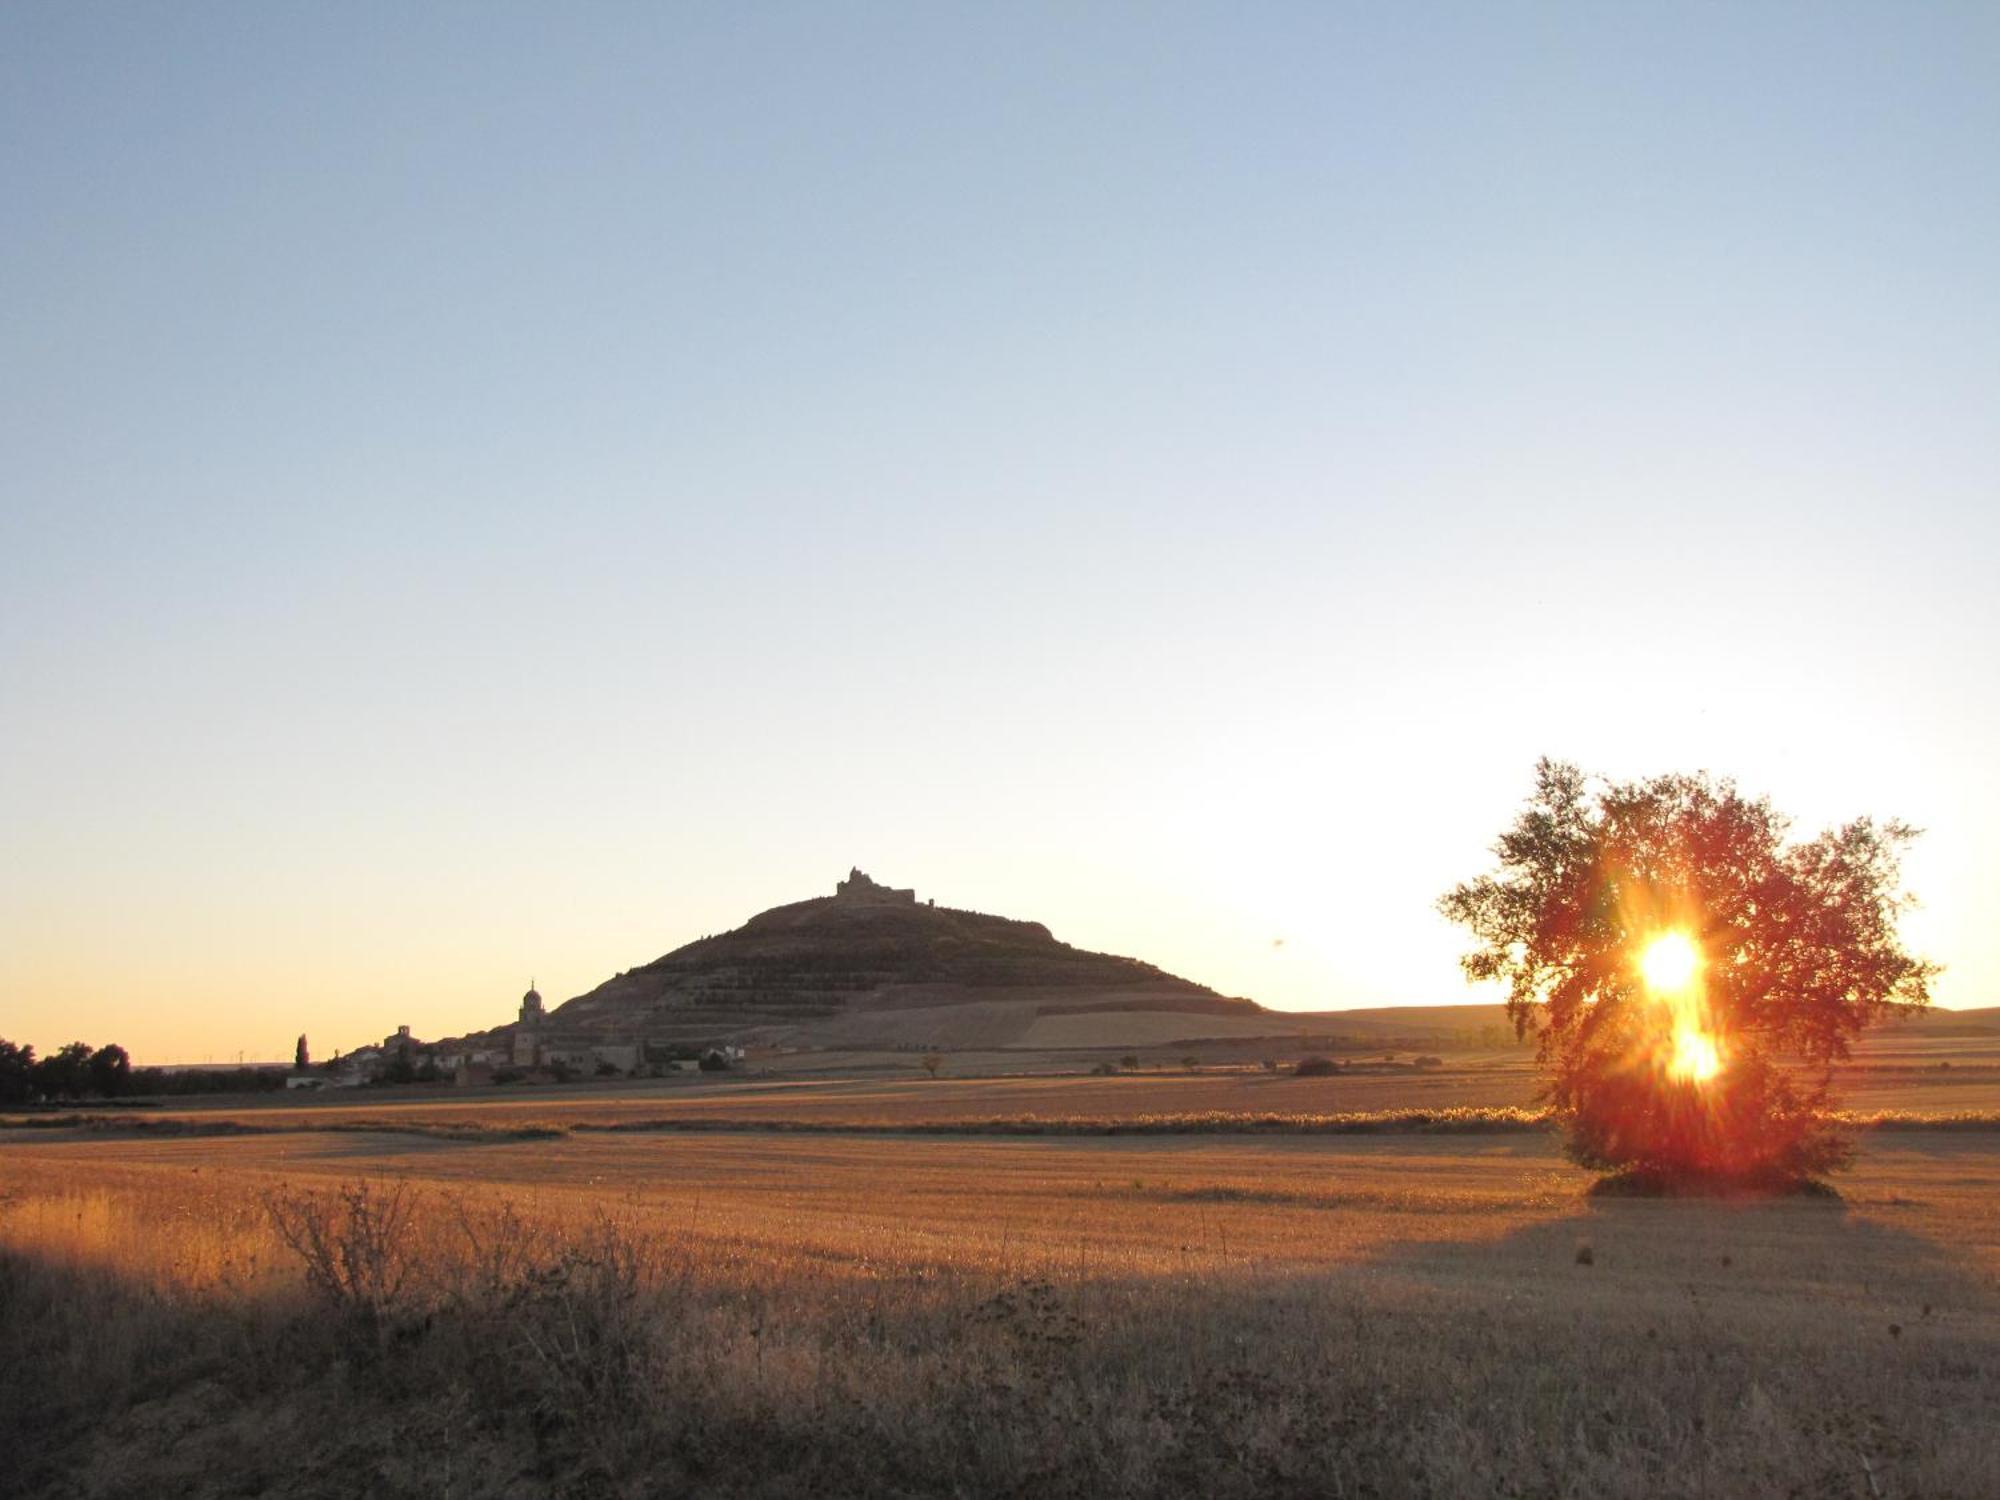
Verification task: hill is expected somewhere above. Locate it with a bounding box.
[495,869,1259,1051]
[457,871,1996,1058]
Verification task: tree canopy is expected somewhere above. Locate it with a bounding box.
[0,1040,34,1105]
[1440,759,1936,1183]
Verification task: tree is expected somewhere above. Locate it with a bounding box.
[379,1048,417,1085]
[920,1052,945,1079]
[32,1041,94,1101]
[0,1040,35,1104]
[86,1044,131,1098]
[295,1034,311,1070]
[1440,760,1936,1186]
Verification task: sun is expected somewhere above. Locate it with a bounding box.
[1638,931,1699,994]
[1637,930,1722,1082]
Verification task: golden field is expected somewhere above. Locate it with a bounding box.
[5,1055,2000,1499]
[14,1028,2000,1139]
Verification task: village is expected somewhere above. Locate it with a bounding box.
[287,983,744,1091]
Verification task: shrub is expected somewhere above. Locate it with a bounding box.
[1294,1056,1339,1077]
[264,1183,420,1350]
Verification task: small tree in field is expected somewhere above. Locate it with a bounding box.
[920,1052,945,1079]
[1440,760,1936,1186]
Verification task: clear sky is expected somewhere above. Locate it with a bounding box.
[4,4,1995,1062]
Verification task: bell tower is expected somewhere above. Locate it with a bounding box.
[513,981,544,1068]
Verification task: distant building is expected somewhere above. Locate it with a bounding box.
[499,980,640,1076]
[512,983,543,1068]
[836,867,915,904]
[433,1045,504,1072]
[590,1042,640,1074]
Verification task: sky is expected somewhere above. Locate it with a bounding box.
[3,3,1996,1062]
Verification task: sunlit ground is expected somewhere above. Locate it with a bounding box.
[6,1124,1999,1283]
[6,1106,1999,1498]
[12,1031,1994,1133]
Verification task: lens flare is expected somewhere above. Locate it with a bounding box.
[1669,1027,1722,1083]
[1639,931,1699,994]
[1639,930,1722,1084]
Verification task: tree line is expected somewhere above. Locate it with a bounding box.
[0,1039,131,1103]
[0,1039,289,1104]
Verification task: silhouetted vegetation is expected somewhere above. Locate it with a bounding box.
[130,1065,288,1097]
[0,1038,145,1102]
[1442,760,1937,1188]
[0,1039,36,1104]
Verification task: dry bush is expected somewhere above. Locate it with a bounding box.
[264,1183,418,1333]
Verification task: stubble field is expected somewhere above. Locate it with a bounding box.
[4,1058,1999,1498]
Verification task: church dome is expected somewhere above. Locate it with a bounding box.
[523,985,542,1006]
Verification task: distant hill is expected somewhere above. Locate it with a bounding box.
[487,869,1259,1051]
[455,872,1997,1056]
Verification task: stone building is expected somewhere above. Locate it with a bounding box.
[512,983,543,1067]
[503,981,642,1076]
[836,867,916,904]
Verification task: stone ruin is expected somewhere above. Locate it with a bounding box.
[836,867,916,904]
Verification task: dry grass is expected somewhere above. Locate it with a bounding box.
[3,1104,1560,1144]
[8,1050,1999,1143]
[4,1126,1999,1499]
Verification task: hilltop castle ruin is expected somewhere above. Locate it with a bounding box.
[835,867,916,904]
